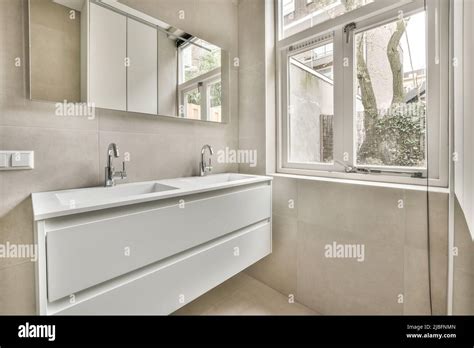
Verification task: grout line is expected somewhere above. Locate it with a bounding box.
[0,259,33,272]
[0,124,98,132]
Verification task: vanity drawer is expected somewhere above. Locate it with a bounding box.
[57,221,271,315]
[45,184,271,302]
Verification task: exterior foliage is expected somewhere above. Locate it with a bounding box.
[358,102,426,167]
[356,18,426,167]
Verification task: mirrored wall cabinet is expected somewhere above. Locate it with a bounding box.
[28,0,229,123]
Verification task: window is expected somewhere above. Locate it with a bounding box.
[278,0,449,186]
[282,0,295,17]
[287,40,334,164]
[279,0,374,39]
[355,11,427,169]
[183,88,201,120]
[179,38,221,83]
[207,80,222,122]
[178,37,222,121]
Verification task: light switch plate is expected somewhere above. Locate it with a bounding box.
[0,151,34,170]
[0,153,7,168]
[11,152,31,167]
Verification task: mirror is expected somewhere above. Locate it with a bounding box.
[28,0,231,123]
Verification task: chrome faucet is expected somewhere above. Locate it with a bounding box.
[200,144,214,176]
[105,143,127,187]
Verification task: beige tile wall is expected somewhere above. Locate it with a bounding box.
[246,177,449,315]
[29,0,81,102]
[237,0,266,175]
[453,198,474,314]
[0,0,239,314]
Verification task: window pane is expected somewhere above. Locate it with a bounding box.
[184,88,201,120]
[280,0,374,39]
[208,80,222,122]
[288,42,334,164]
[355,12,427,168]
[181,39,221,83]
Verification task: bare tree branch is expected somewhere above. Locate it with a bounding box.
[387,20,408,105]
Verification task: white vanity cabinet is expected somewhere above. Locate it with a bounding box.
[33,174,272,315]
[88,2,127,111]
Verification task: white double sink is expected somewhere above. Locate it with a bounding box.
[32,173,273,315]
[32,173,266,220]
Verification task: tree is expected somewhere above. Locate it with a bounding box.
[293,0,425,166]
[354,16,425,167]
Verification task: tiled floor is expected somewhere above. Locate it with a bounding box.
[173,273,316,315]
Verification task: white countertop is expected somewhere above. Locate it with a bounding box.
[31,173,272,221]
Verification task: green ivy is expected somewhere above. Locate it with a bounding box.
[358,102,426,167]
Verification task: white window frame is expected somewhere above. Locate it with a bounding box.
[276,0,449,187]
[178,67,221,121]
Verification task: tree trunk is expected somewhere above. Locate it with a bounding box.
[356,33,379,161]
[387,20,407,105]
[356,20,407,163]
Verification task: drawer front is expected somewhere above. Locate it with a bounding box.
[46,184,271,301]
[57,222,272,315]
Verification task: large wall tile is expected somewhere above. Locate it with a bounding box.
[272,177,298,218]
[0,0,27,104]
[237,0,265,71]
[0,261,36,314]
[237,137,266,175]
[451,198,471,315]
[297,181,406,247]
[296,220,404,314]
[403,246,431,315]
[430,246,448,314]
[0,198,34,270]
[239,64,266,139]
[246,214,297,296]
[453,269,474,315]
[404,190,429,249]
[454,199,474,276]
[1,101,99,131]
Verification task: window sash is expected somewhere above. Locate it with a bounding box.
[276,0,449,187]
[280,32,343,172]
[178,68,221,121]
[277,0,417,43]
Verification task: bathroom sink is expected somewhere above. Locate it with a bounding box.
[55,182,178,206]
[180,173,255,186]
[32,173,271,220]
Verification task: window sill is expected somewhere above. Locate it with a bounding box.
[270,171,449,193]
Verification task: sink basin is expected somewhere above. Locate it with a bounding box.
[56,182,178,206]
[32,173,272,220]
[179,173,254,186]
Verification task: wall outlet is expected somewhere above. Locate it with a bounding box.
[0,151,34,170]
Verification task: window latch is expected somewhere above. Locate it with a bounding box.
[335,160,356,173]
[343,22,357,44]
[335,160,371,174]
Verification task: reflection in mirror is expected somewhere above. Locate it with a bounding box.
[28,0,229,123]
[29,0,82,102]
[178,39,222,122]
